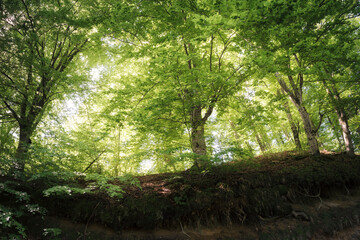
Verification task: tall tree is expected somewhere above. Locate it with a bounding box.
[322,78,355,155]
[227,0,359,155]
[277,89,302,150]
[313,27,359,155]
[0,0,90,171]
[275,71,321,155]
[105,0,247,167]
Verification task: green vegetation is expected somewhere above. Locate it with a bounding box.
[0,0,359,239]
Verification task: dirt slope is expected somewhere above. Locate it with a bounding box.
[6,151,360,239]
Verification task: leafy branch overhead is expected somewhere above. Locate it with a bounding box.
[0,0,358,175]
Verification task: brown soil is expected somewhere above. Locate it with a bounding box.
[22,151,360,239]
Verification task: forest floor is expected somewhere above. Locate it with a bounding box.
[3,151,360,239]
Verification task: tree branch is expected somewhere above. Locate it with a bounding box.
[83,150,106,173]
[275,73,296,101]
[314,111,325,133]
[209,34,214,72]
[3,101,20,123]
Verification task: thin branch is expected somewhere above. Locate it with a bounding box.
[183,42,192,69]
[218,31,236,71]
[293,53,300,67]
[275,73,297,102]
[21,0,35,29]
[0,71,16,85]
[179,221,192,239]
[83,151,105,173]
[314,111,325,133]
[209,34,214,72]
[134,81,161,109]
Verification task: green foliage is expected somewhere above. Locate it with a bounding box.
[0,123,16,160]
[42,228,61,240]
[85,173,125,198]
[0,2,359,239]
[29,171,141,200]
[43,185,90,197]
[1,0,359,177]
[212,147,253,164]
[0,179,45,239]
[0,204,26,239]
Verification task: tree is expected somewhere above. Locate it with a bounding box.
[312,25,359,155]
[277,89,302,150]
[0,0,90,171]
[104,0,247,167]
[275,71,321,155]
[228,0,359,155]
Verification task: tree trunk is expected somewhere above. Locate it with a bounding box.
[322,80,354,155]
[337,109,354,155]
[190,105,208,168]
[191,123,207,164]
[276,72,320,155]
[296,105,320,155]
[255,131,267,154]
[283,100,302,150]
[14,124,33,172]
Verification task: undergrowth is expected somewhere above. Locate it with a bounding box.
[1,153,360,239]
[0,171,141,239]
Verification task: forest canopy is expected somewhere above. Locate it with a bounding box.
[1,0,359,176]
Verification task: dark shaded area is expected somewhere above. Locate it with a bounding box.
[2,151,360,239]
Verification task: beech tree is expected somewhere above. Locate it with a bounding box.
[277,89,302,150]
[103,0,247,167]
[1,0,358,176]
[0,0,90,171]
[228,0,359,155]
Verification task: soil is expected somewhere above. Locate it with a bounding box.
[5,151,360,239]
[27,186,360,239]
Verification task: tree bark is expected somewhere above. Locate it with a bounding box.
[276,72,320,155]
[337,109,354,155]
[280,90,302,150]
[322,80,354,155]
[254,131,267,154]
[14,124,33,171]
[295,105,320,155]
[190,105,208,167]
[191,124,207,156]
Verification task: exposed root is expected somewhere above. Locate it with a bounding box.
[180,221,192,239]
[291,210,313,223]
[258,215,282,222]
[78,201,100,240]
[296,187,324,210]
